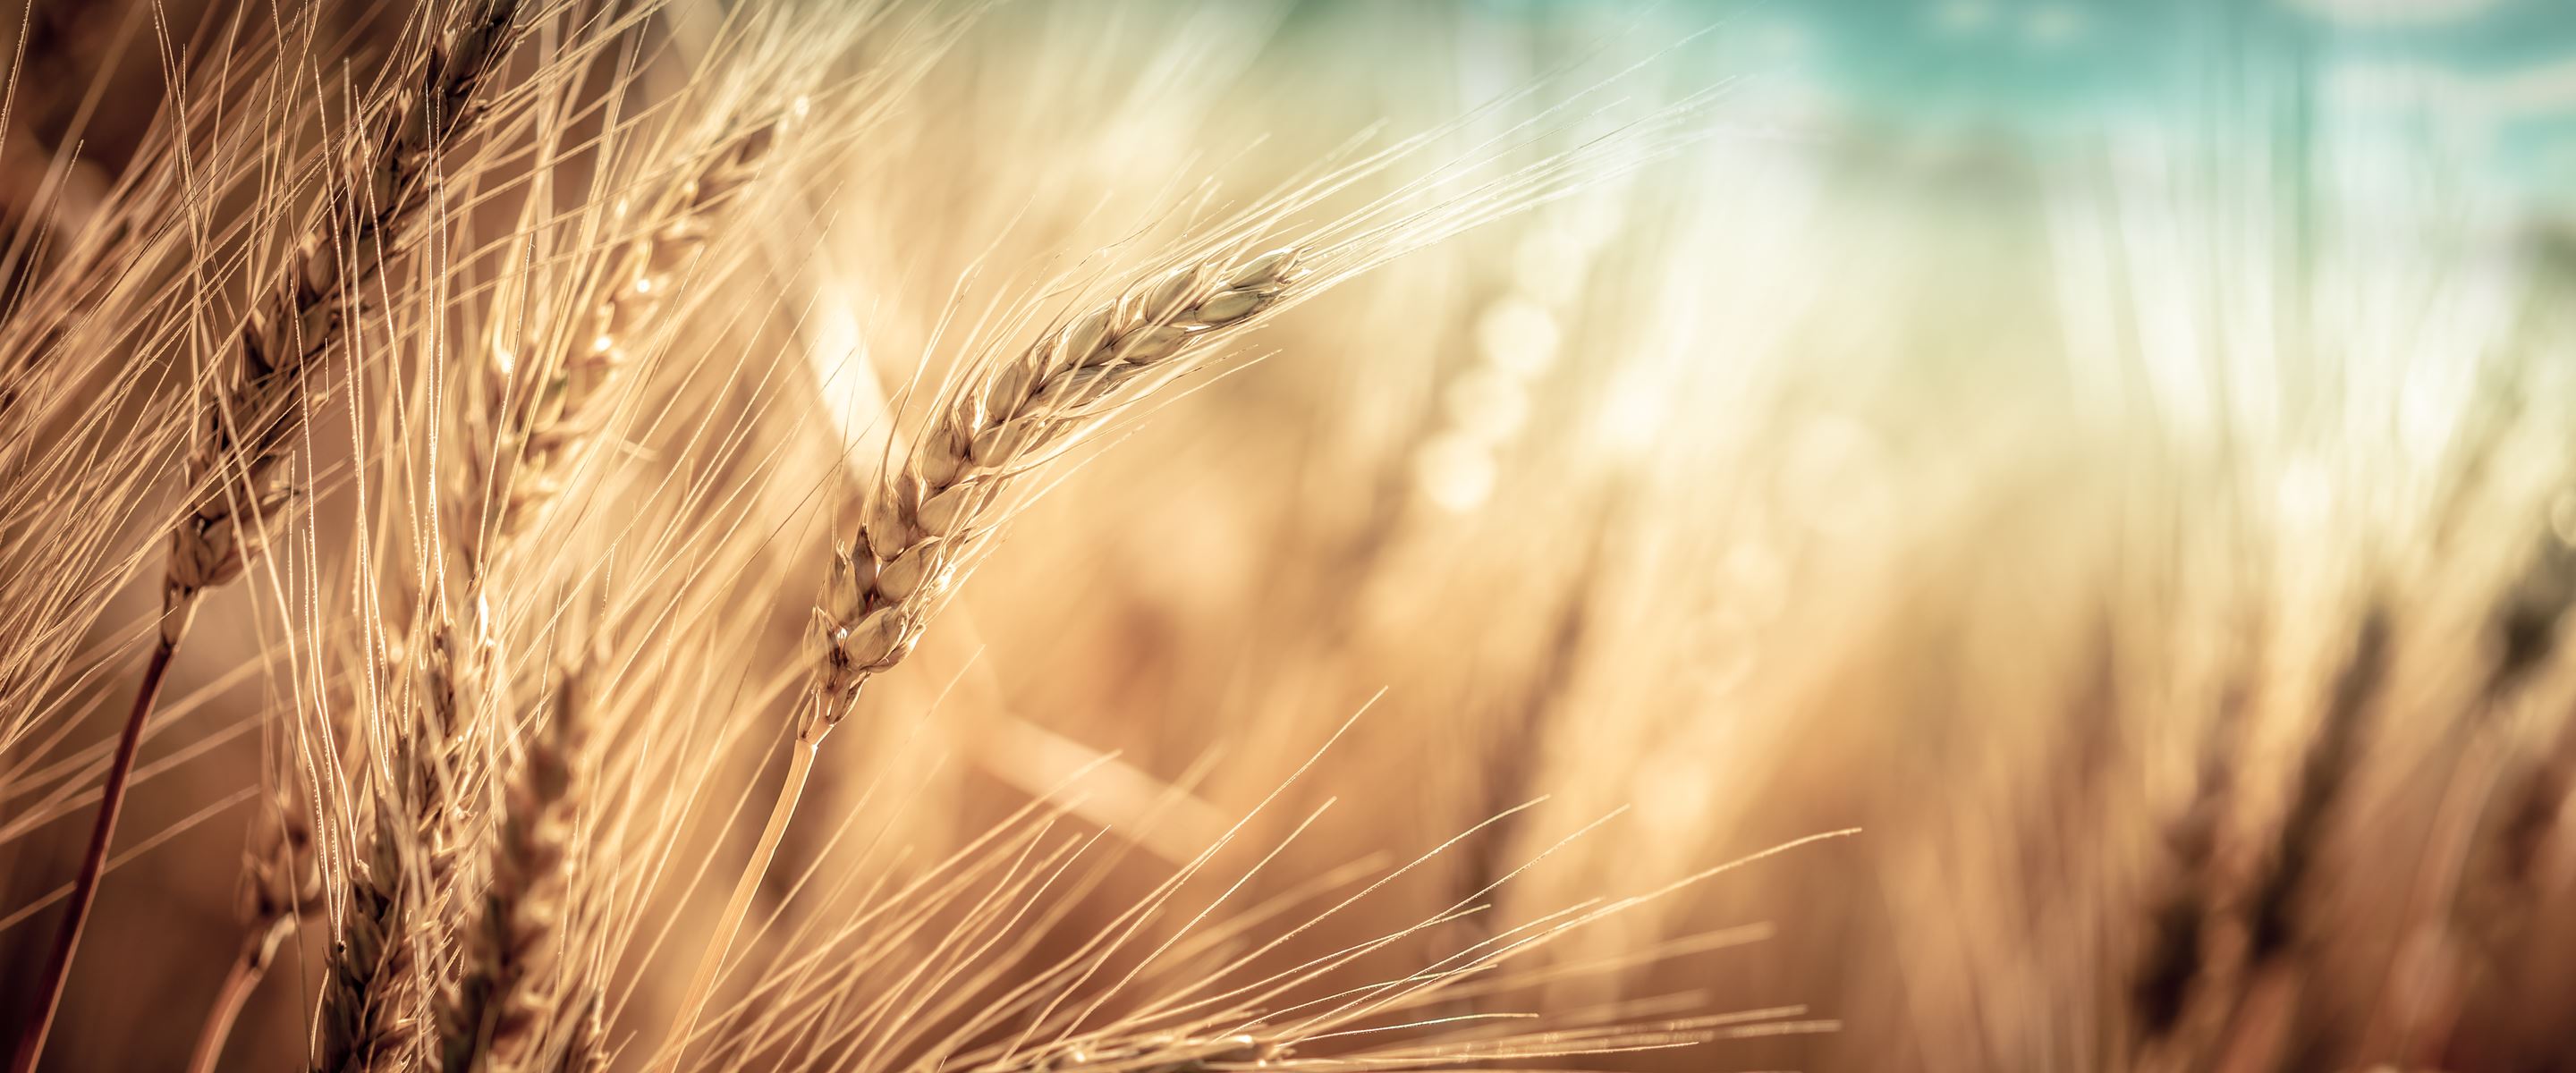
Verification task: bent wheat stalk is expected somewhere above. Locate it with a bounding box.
[657,245,1310,1068]
[8,4,530,1069]
[184,793,322,1073]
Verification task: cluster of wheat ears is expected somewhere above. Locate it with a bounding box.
[0,0,1854,1070]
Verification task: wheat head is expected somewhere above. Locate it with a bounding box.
[165,0,529,632]
[806,246,1307,738]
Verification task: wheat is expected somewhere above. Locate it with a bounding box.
[320,774,437,1073]
[657,76,1713,1057]
[419,111,788,728]
[470,117,787,565]
[808,246,1307,729]
[166,0,528,620]
[2244,608,2390,967]
[439,662,592,1073]
[7,4,532,1069]
[2131,665,2250,1045]
[655,244,1309,1066]
[0,7,1832,1069]
[382,107,794,1073]
[185,791,325,1073]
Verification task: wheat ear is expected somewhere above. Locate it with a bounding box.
[656,245,1309,1069]
[422,115,784,723]
[6,7,529,1068]
[438,663,591,1073]
[808,247,1305,718]
[472,118,784,565]
[320,770,439,1073]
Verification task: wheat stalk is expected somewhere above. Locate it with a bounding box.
[656,243,1309,1068]
[421,112,787,730]
[165,0,528,620]
[393,106,786,832]
[470,117,787,565]
[2131,695,2243,1044]
[656,97,1702,1059]
[352,114,791,1073]
[2243,607,2389,967]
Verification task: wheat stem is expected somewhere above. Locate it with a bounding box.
[658,245,1308,1067]
[186,913,299,1073]
[660,722,824,1071]
[9,591,199,1073]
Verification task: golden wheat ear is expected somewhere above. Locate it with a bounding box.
[648,243,1308,1067]
[807,245,1309,723]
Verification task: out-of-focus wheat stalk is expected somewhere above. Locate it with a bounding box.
[309,6,969,1070]
[185,791,321,1073]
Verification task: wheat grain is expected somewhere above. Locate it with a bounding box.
[371,111,793,1073]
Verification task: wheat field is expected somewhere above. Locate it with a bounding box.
[4,0,2574,1069]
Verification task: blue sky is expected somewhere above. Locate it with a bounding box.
[1458,0,2576,203]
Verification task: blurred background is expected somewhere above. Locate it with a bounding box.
[13,0,2576,1069]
